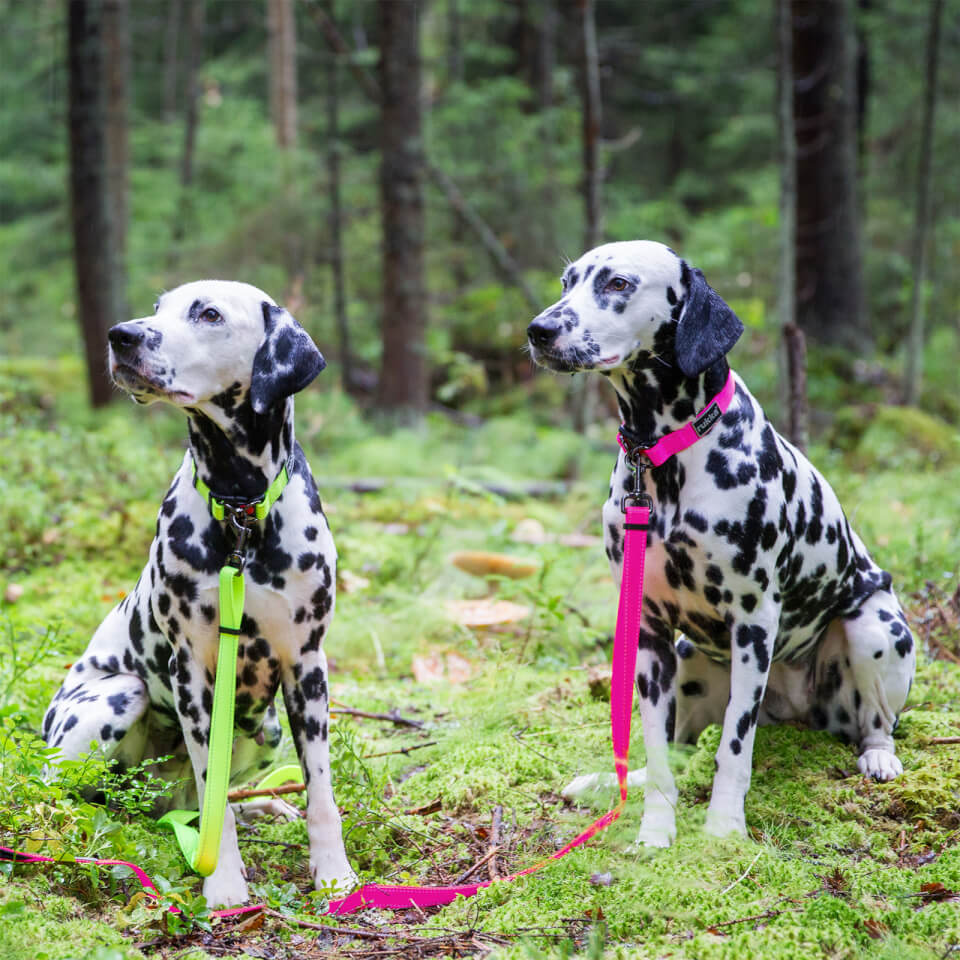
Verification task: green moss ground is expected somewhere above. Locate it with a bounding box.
[1,359,959,959]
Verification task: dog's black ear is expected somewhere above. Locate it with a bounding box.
[675,265,744,378]
[250,303,326,414]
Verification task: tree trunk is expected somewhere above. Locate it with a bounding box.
[68,0,116,407]
[324,31,352,394]
[446,0,463,86]
[792,0,864,348]
[376,0,428,418]
[579,0,602,251]
[162,0,182,122]
[267,0,297,149]
[171,0,205,257]
[427,164,540,309]
[855,0,871,171]
[572,0,602,433]
[309,5,536,322]
[536,0,556,113]
[446,0,468,290]
[777,0,802,441]
[537,0,557,226]
[103,0,129,322]
[783,325,809,453]
[180,0,205,189]
[905,0,943,406]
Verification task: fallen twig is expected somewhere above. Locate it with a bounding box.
[929,736,960,744]
[520,719,608,739]
[363,740,438,760]
[332,701,424,729]
[512,727,557,765]
[719,851,764,896]
[402,797,443,816]
[237,838,304,850]
[227,782,305,801]
[262,909,418,941]
[712,908,790,928]
[454,846,501,884]
[489,805,503,881]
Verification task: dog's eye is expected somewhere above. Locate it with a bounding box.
[200,307,222,323]
[608,277,629,292]
[560,276,567,292]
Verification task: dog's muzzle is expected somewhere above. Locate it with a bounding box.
[526,316,561,350]
[108,322,147,358]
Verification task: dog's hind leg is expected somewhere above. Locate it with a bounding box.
[815,589,913,781]
[43,667,149,763]
[43,603,152,765]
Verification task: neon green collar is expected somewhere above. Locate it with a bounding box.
[191,455,292,523]
[160,455,292,877]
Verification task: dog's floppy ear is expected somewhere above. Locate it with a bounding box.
[675,265,744,378]
[250,303,326,414]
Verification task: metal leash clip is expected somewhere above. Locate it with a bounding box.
[223,502,257,570]
[620,450,654,514]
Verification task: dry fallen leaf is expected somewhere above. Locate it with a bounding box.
[412,651,475,685]
[511,518,550,544]
[234,910,266,933]
[3,583,24,604]
[587,664,611,700]
[447,598,531,627]
[412,654,444,684]
[380,522,410,535]
[450,551,539,579]
[338,570,370,593]
[557,533,603,548]
[919,881,960,903]
[445,652,472,684]
[863,918,888,940]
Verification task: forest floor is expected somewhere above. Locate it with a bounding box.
[2,356,960,960]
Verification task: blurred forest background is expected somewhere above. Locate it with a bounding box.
[2,3,960,959]
[1,0,958,429]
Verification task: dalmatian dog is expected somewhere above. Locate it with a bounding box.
[42,281,355,906]
[527,241,915,847]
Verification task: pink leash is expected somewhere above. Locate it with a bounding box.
[1,505,650,918]
[328,504,649,915]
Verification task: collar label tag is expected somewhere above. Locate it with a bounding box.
[692,402,722,437]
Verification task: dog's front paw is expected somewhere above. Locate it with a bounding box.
[235,797,304,823]
[312,856,359,897]
[562,768,647,800]
[704,805,747,838]
[858,748,902,782]
[635,818,675,849]
[203,872,249,909]
[635,792,676,849]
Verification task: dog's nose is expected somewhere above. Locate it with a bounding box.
[108,323,145,355]
[527,317,561,349]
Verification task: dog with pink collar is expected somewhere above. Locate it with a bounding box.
[528,240,915,848]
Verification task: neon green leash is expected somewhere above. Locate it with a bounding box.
[159,456,297,876]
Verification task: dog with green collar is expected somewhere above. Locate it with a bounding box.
[42,281,356,907]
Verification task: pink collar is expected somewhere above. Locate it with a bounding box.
[617,370,736,467]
